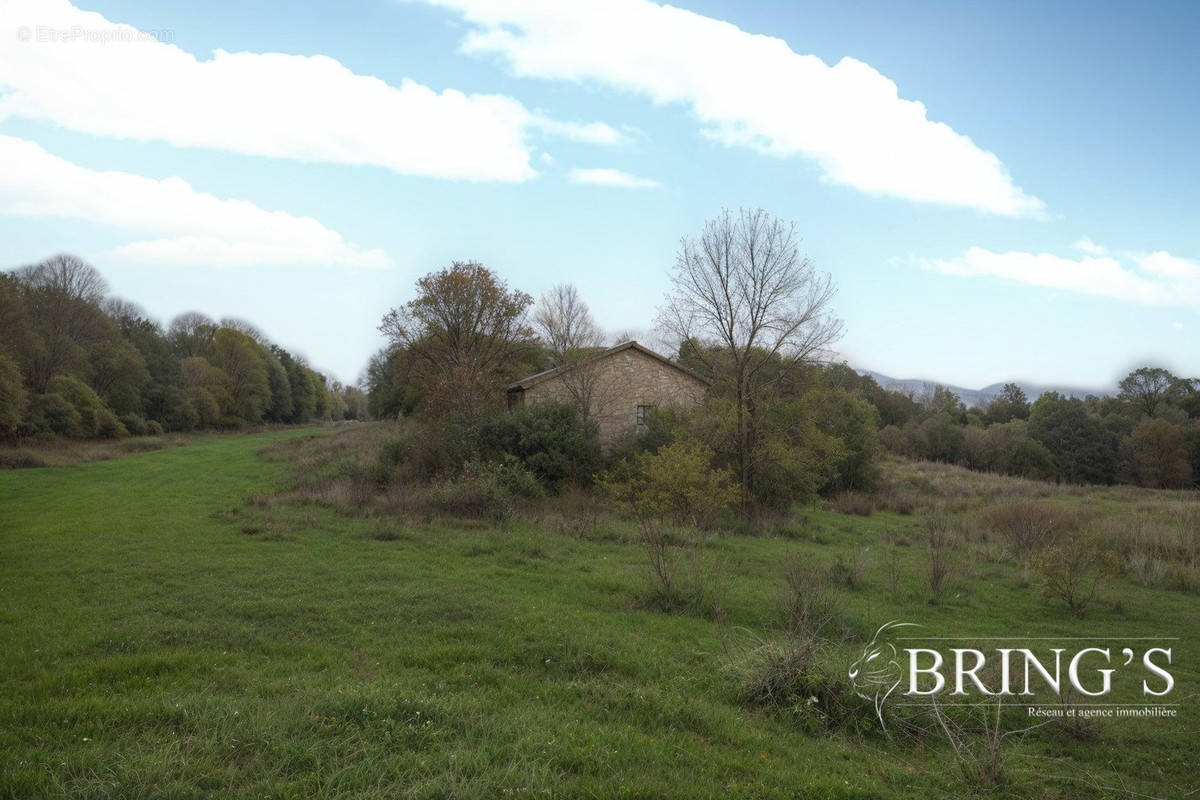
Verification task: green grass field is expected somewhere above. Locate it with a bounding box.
[1,426,1196,798]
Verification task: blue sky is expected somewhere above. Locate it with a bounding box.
[2,0,1197,390]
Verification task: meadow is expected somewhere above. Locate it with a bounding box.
[1,424,1197,799]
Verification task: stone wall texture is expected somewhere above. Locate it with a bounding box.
[518,347,707,448]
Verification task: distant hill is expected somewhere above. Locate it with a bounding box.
[857,370,1111,409]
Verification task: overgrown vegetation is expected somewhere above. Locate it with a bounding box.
[865,368,1200,490]
[3,424,1199,798]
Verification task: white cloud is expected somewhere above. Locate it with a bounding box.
[0,135,389,268]
[568,167,661,189]
[924,244,1200,307]
[1073,236,1108,256]
[531,116,628,145]
[0,0,621,182]
[426,0,1044,216]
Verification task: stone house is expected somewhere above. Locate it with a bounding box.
[506,341,710,448]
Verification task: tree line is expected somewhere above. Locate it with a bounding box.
[0,254,365,440]
[6,220,1195,497]
[839,367,1200,489]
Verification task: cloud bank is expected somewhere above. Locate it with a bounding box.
[925,245,1200,307]
[0,135,389,268]
[0,0,620,182]
[427,0,1044,216]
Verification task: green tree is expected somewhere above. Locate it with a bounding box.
[379,261,534,427]
[1124,418,1192,488]
[797,384,881,492]
[922,385,967,423]
[45,374,126,438]
[86,338,148,415]
[907,414,966,463]
[0,351,27,439]
[364,346,422,420]
[264,354,294,422]
[1028,392,1118,484]
[1118,367,1184,419]
[208,329,270,423]
[983,383,1030,424]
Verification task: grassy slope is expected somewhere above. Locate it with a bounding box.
[0,428,1196,798]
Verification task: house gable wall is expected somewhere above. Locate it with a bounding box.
[519,347,707,448]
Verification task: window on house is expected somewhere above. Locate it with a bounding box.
[637,404,654,425]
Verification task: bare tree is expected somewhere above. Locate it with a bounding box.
[657,208,843,505]
[101,297,150,325]
[220,316,270,345]
[168,311,217,357]
[532,284,616,419]
[534,284,604,362]
[16,254,108,306]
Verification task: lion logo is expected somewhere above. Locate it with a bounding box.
[847,620,919,730]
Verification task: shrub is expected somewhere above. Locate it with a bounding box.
[46,375,126,438]
[606,405,685,462]
[477,402,601,490]
[784,558,843,639]
[828,492,873,516]
[982,502,1092,584]
[733,633,871,735]
[598,440,738,610]
[27,392,81,437]
[828,551,866,591]
[923,516,956,599]
[878,424,909,456]
[908,414,966,463]
[599,439,738,530]
[119,413,150,436]
[374,418,454,485]
[1032,533,1121,616]
[426,458,542,524]
[0,450,47,469]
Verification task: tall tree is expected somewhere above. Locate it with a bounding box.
[532,284,615,420]
[207,328,270,422]
[1124,418,1192,489]
[167,311,217,358]
[14,254,113,390]
[1118,367,1183,419]
[1028,392,1119,484]
[379,261,533,426]
[657,208,843,505]
[534,284,604,361]
[984,383,1031,424]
